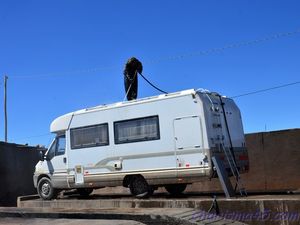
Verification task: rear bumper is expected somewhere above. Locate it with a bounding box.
[211,147,250,175]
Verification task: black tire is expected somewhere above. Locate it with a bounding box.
[129,176,151,198]
[37,177,57,200]
[165,184,187,196]
[77,188,93,197]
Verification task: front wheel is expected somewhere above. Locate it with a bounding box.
[165,184,187,196]
[37,177,57,200]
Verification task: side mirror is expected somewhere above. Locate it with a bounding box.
[39,151,45,161]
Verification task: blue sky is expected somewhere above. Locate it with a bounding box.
[0,0,299,146]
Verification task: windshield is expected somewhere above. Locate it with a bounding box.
[46,135,66,160]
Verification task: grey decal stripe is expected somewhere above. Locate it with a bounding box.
[94,148,208,168]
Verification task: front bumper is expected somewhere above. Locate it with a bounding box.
[33,174,39,188]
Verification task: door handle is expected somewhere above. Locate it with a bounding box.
[63,157,67,163]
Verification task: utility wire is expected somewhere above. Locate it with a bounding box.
[8,28,300,79]
[231,81,300,99]
[4,29,300,142]
[10,65,116,79]
[147,28,300,64]
[13,133,52,142]
[13,80,300,143]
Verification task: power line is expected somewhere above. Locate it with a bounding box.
[8,28,300,79]
[10,80,300,143]
[13,133,52,142]
[4,29,300,142]
[9,65,117,79]
[231,81,300,99]
[147,28,300,64]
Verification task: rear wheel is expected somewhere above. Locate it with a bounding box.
[77,188,93,197]
[129,176,152,198]
[37,177,57,200]
[165,184,187,196]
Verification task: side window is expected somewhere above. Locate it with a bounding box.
[56,135,66,156]
[70,123,109,149]
[114,115,160,144]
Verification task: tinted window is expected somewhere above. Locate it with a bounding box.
[70,123,109,149]
[114,116,160,144]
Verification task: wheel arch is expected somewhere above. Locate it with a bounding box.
[37,174,51,184]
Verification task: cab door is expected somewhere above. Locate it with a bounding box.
[47,135,67,173]
[45,135,68,187]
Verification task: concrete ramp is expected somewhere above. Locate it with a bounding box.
[1,206,246,225]
[17,193,300,225]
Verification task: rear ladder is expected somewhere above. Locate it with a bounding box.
[220,142,247,196]
[218,95,247,197]
[206,92,247,197]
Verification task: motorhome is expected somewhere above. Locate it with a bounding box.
[34,89,249,200]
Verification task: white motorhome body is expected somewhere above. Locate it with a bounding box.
[34,89,249,199]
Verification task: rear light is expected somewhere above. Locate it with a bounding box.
[239,155,248,161]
